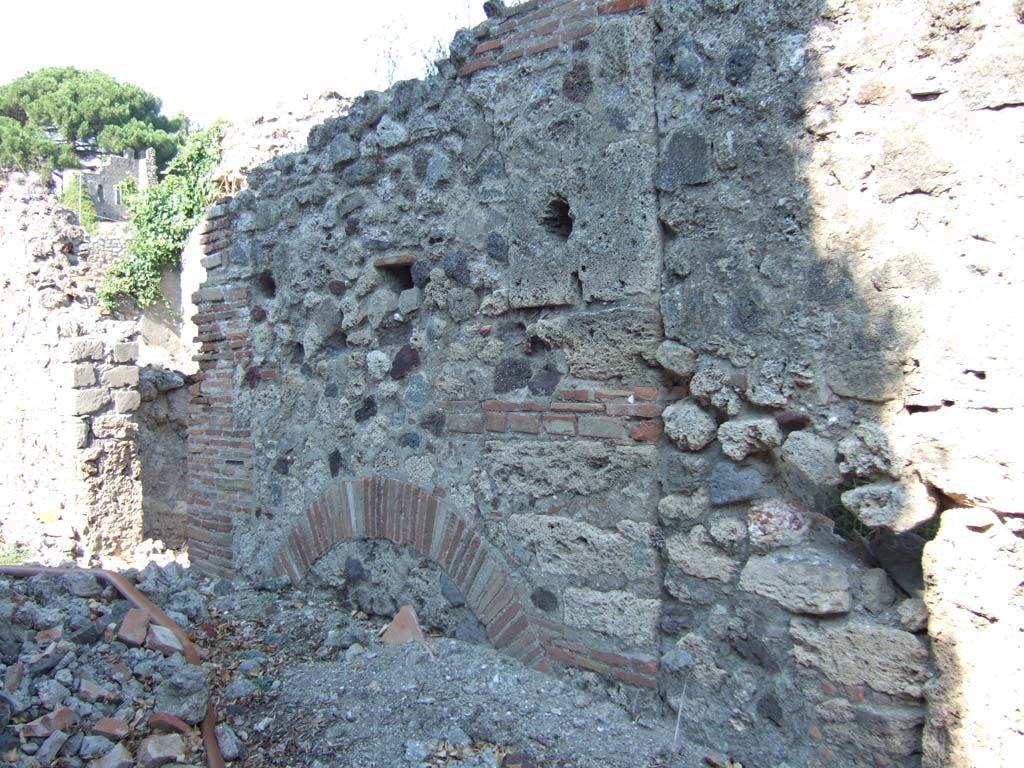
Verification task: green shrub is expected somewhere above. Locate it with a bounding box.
[98,125,221,311]
[59,174,98,233]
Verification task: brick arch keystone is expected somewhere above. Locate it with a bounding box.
[270,477,550,671]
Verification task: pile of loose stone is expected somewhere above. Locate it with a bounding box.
[0,564,230,767]
[199,580,694,768]
[2,561,709,768]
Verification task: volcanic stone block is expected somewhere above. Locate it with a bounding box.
[657,130,711,189]
[533,307,661,380]
[563,587,660,647]
[485,440,656,498]
[739,552,852,615]
[790,618,930,698]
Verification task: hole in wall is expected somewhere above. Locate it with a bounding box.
[531,587,558,613]
[378,263,414,291]
[290,343,305,364]
[328,449,343,478]
[541,195,574,239]
[571,269,584,301]
[323,330,348,354]
[257,270,277,298]
[497,321,527,340]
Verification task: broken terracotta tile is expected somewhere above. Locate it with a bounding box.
[35,625,63,643]
[381,604,427,645]
[93,716,131,740]
[148,711,192,735]
[78,678,111,702]
[117,607,150,647]
[110,662,132,682]
[20,706,76,738]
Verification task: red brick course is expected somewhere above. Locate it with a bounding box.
[438,387,672,443]
[597,0,651,13]
[186,199,254,577]
[456,0,651,80]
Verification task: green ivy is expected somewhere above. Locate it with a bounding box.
[98,125,221,311]
[58,175,98,233]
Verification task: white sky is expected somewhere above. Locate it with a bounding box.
[1,0,484,126]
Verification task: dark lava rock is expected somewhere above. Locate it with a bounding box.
[725,45,756,85]
[757,692,784,726]
[774,410,811,431]
[563,62,593,103]
[355,397,378,423]
[398,432,421,448]
[345,556,366,581]
[443,250,470,285]
[449,28,477,66]
[494,357,532,394]
[342,159,377,186]
[527,369,561,396]
[708,460,773,505]
[732,636,780,673]
[439,573,466,607]
[530,587,558,613]
[486,232,508,263]
[420,411,445,437]
[154,665,209,725]
[659,603,696,635]
[411,259,433,287]
[0,626,20,664]
[329,449,343,477]
[870,531,926,598]
[657,131,711,189]
[390,345,421,379]
[328,133,359,166]
[70,600,130,646]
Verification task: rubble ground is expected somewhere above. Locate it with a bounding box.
[1,563,710,768]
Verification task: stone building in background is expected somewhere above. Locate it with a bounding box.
[57,146,158,221]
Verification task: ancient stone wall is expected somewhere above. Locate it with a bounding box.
[0,175,144,560]
[182,1,1022,766]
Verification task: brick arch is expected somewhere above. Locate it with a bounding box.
[270,477,550,671]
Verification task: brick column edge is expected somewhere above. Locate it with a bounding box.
[185,198,253,578]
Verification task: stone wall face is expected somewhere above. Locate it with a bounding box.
[0,175,144,560]
[183,1,1022,766]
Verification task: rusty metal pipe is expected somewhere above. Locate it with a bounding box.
[0,564,226,768]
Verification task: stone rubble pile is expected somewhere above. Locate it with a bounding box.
[3,562,716,767]
[198,576,697,768]
[0,566,215,767]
